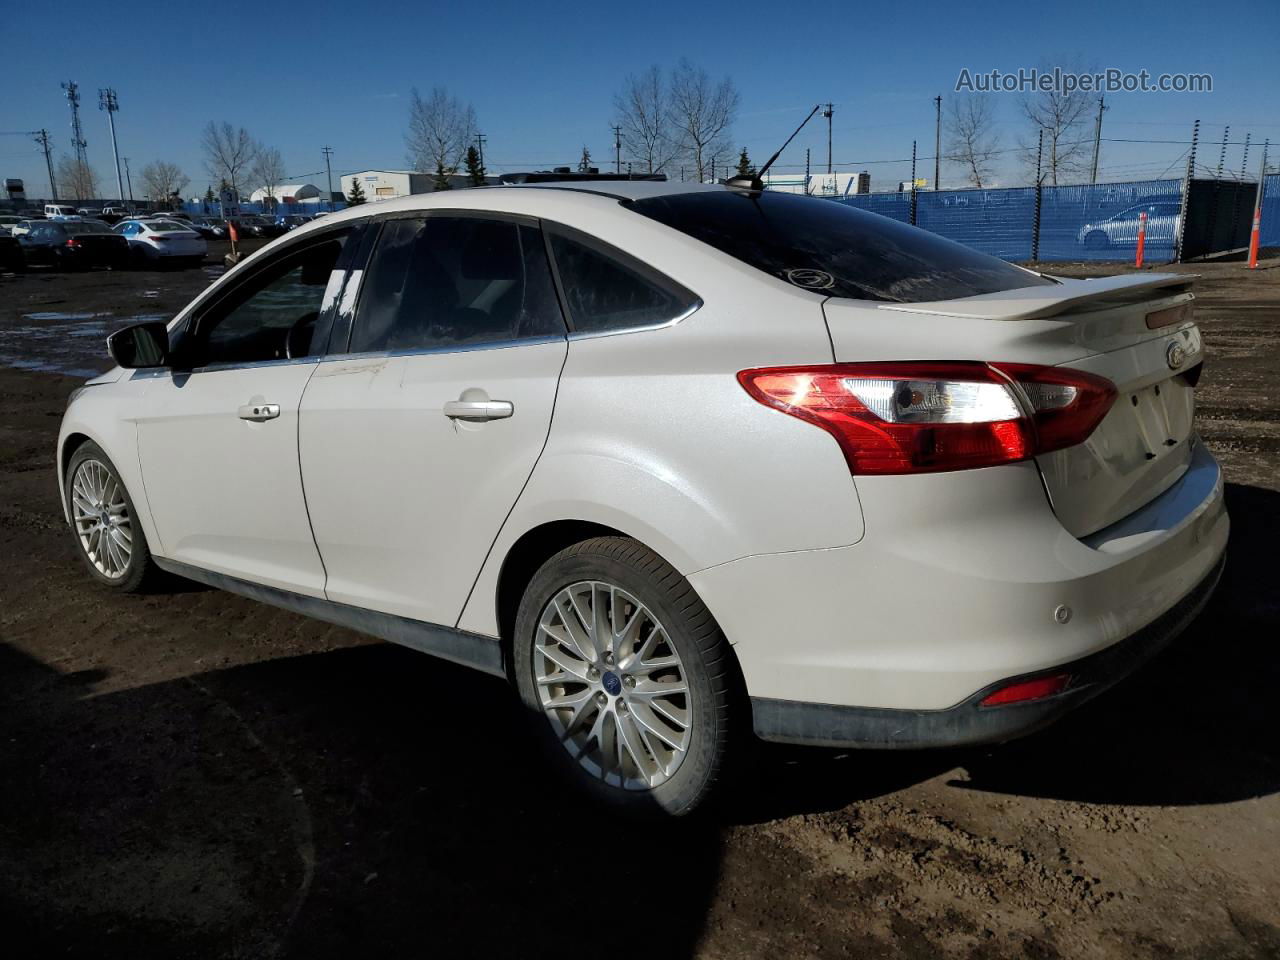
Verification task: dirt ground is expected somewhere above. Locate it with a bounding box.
[1,246,1278,959]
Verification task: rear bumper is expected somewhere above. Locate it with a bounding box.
[750,551,1224,748]
[691,436,1228,721]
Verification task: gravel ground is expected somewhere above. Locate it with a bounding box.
[1,247,1277,958]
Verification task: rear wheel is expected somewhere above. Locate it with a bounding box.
[513,536,735,816]
[65,441,157,592]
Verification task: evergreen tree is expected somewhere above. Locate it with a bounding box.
[433,160,453,191]
[736,147,753,177]
[464,146,486,187]
[346,176,367,205]
[577,146,593,172]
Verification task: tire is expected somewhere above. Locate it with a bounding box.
[1084,230,1110,251]
[513,536,735,816]
[65,441,157,592]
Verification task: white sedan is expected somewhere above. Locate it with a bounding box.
[113,218,207,267]
[59,180,1227,815]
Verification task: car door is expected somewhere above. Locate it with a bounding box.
[298,212,568,625]
[133,222,361,595]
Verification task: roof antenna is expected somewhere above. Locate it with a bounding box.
[725,103,823,192]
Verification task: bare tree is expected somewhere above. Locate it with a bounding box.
[250,146,286,206]
[1020,60,1093,185]
[946,95,1000,188]
[201,121,258,199]
[140,161,190,209]
[55,154,99,201]
[614,66,677,174]
[405,87,477,181]
[669,60,739,182]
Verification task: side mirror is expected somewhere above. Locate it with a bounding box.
[107,321,171,369]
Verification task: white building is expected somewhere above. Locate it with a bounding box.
[762,171,871,197]
[248,183,323,205]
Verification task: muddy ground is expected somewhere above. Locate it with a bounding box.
[1,247,1278,959]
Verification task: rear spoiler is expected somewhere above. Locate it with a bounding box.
[876,272,1196,322]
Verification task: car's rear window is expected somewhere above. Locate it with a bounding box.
[628,190,1055,303]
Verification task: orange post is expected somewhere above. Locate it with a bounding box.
[1248,210,1261,269]
[1135,211,1147,269]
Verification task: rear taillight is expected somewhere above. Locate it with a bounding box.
[737,362,1116,475]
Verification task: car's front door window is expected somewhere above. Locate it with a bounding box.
[190,230,352,367]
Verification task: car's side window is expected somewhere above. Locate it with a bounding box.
[347,216,565,354]
[545,226,698,334]
[187,229,353,368]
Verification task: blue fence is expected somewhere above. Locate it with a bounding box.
[1261,174,1280,247]
[832,178,1186,262]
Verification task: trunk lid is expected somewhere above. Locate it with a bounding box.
[822,272,1202,538]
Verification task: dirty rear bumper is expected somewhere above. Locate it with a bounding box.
[750,551,1225,750]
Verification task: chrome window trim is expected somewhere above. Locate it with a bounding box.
[319,333,567,365]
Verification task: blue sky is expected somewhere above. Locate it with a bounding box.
[5,0,1278,199]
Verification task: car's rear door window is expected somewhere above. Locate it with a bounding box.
[544,225,699,333]
[628,190,1054,303]
[347,216,566,354]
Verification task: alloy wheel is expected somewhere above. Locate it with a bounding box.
[535,581,692,790]
[70,459,133,579]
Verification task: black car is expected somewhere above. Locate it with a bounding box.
[0,233,23,272]
[236,215,286,238]
[18,220,129,270]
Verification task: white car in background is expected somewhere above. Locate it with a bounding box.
[58,181,1227,815]
[113,218,207,267]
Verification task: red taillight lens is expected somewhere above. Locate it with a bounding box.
[738,362,1116,475]
[992,363,1117,455]
[979,672,1071,707]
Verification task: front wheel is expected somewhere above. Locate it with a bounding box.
[513,537,736,816]
[65,441,157,592]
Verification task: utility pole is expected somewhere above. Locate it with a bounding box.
[123,156,134,204]
[1090,96,1106,184]
[612,124,622,174]
[33,128,57,200]
[933,94,942,190]
[98,88,125,203]
[321,145,334,211]
[62,81,89,199]
[821,103,833,174]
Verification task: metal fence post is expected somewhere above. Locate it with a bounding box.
[1175,119,1199,263]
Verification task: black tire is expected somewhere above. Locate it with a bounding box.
[513,536,735,816]
[65,440,157,592]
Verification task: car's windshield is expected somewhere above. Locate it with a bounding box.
[628,190,1054,303]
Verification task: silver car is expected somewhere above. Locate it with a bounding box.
[1079,200,1181,250]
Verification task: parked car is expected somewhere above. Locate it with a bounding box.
[1078,200,1181,250]
[186,216,226,240]
[100,205,134,224]
[44,203,81,220]
[0,232,23,272]
[113,218,207,267]
[59,183,1227,815]
[17,219,128,270]
[235,214,285,238]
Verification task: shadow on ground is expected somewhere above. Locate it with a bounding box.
[1,484,1274,957]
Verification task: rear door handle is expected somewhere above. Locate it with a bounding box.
[238,403,280,422]
[442,399,514,422]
